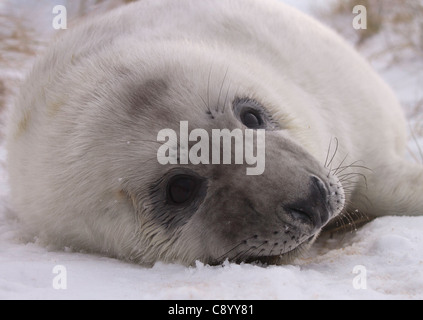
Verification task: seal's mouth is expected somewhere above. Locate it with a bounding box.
[235,234,317,265]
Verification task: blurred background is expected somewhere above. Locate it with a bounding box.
[0,0,422,152]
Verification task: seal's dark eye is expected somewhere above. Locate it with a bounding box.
[167,175,200,205]
[233,97,279,130]
[241,110,263,129]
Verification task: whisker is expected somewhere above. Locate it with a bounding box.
[334,162,372,175]
[216,241,245,262]
[232,247,255,263]
[267,242,279,257]
[198,93,211,114]
[216,235,258,262]
[332,153,349,175]
[245,242,267,262]
[339,172,368,181]
[328,137,339,171]
[324,137,339,169]
[118,138,165,145]
[216,66,229,113]
[207,64,213,113]
[324,139,332,168]
[222,81,232,115]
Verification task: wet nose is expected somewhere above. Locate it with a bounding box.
[283,176,330,230]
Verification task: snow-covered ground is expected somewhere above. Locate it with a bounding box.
[0,0,422,300]
[2,213,423,300]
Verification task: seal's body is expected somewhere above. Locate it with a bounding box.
[7,0,422,266]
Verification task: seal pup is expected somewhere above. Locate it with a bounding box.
[6,0,423,266]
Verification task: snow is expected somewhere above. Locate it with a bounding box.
[0,0,422,300]
[1,213,422,299]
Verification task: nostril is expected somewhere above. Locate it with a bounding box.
[285,207,314,226]
[281,176,331,230]
[311,176,328,201]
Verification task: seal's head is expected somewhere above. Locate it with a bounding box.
[47,44,345,266]
[8,37,345,267]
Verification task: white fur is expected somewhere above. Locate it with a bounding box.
[7,0,422,265]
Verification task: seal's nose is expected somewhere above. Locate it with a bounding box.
[283,176,330,230]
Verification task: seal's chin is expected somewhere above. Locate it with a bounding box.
[242,234,318,265]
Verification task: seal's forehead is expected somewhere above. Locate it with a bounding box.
[118,76,192,129]
[120,70,238,130]
[126,78,169,115]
